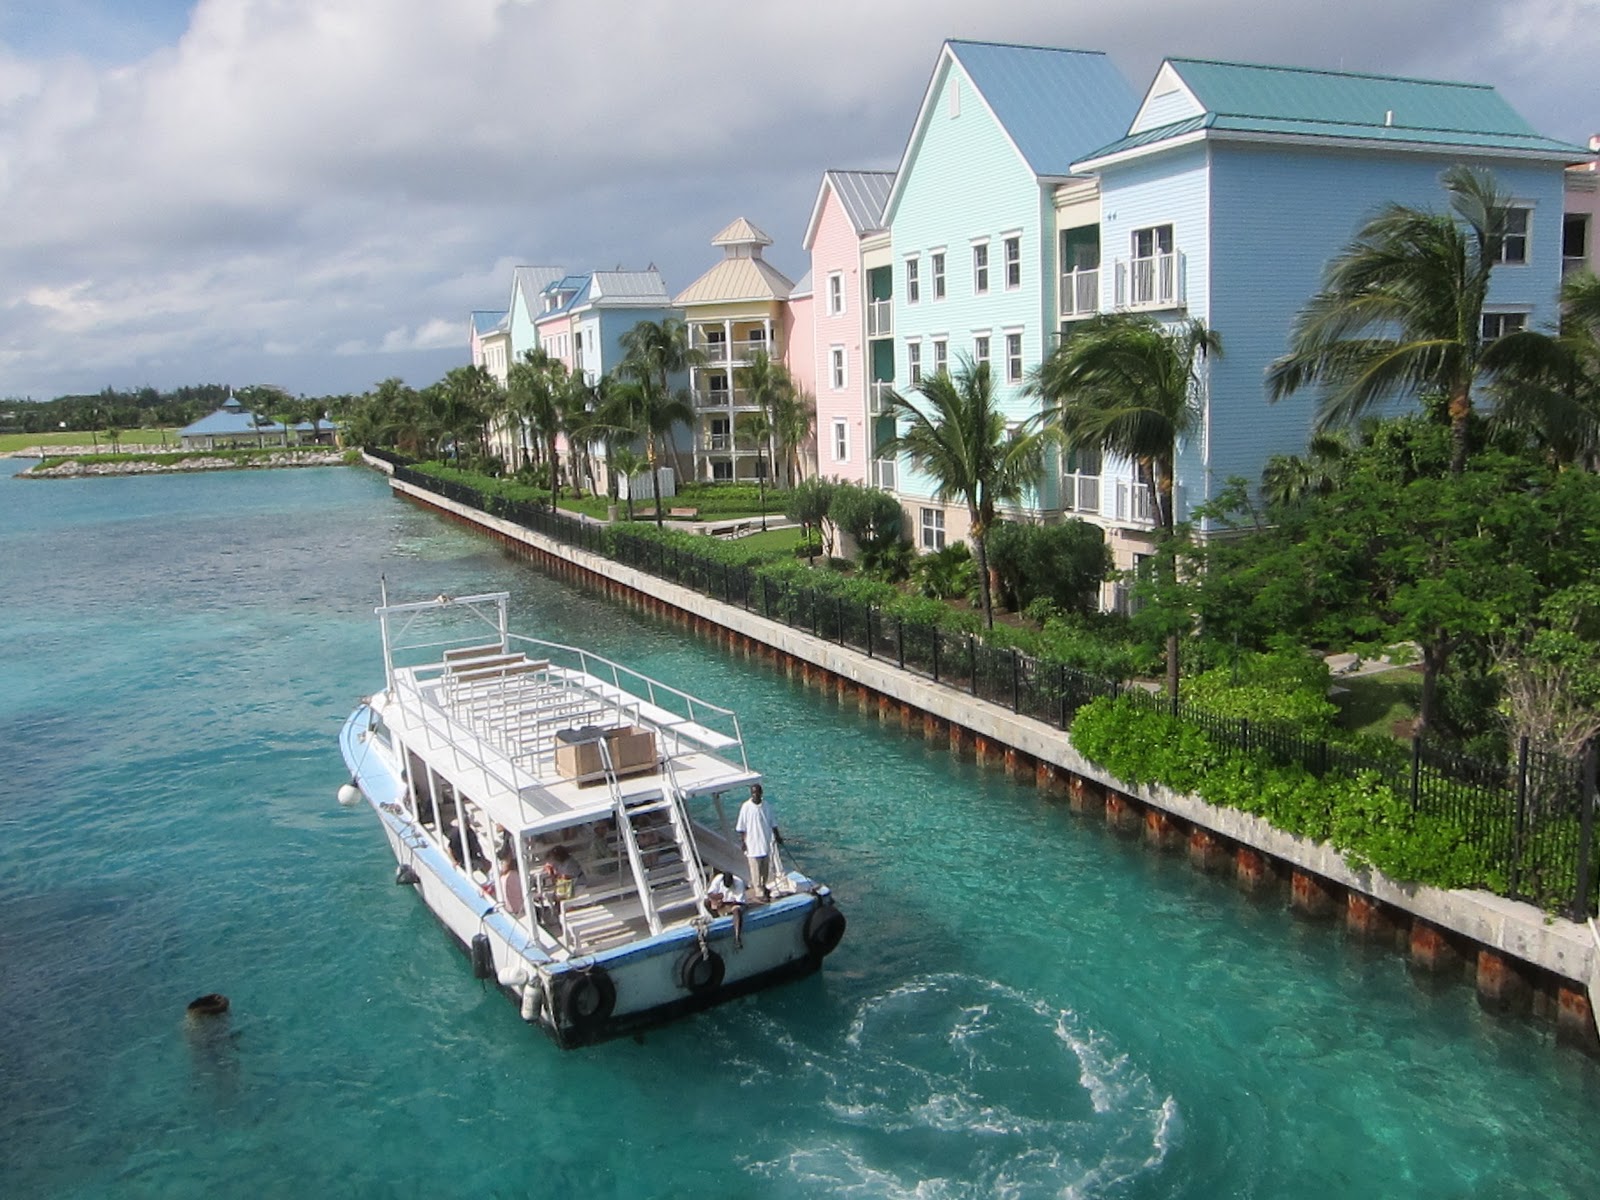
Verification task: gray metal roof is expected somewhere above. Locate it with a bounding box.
[513,266,566,316]
[825,170,894,234]
[587,270,672,306]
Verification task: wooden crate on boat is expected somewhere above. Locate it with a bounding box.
[555,725,658,783]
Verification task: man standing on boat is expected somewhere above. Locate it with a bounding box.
[735,784,780,899]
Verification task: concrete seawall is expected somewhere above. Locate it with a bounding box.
[383,465,1600,1051]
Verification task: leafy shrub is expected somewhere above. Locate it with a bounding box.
[913,541,977,601]
[1181,647,1339,736]
[1069,697,1501,892]
[829,482,902,557]
[986,519,1111,615]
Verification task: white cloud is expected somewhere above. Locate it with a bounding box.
[0,0,1595,399]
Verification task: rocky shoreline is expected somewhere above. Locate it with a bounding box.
[20,450,347,478]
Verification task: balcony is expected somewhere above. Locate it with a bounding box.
[872,458,897,491]
[1058,267,1099,319]
[1114,479,1156,526]
[868,381,895,416]
[1062,472,1101,515]
[691,334,777,365]
[866,299,893,338]
[694,385,762,410]
[1115,252,1181,310]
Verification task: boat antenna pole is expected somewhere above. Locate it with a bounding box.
[378,575,395,694]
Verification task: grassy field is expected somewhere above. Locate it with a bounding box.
[1332,667,1423,740]
[0,429,181,453]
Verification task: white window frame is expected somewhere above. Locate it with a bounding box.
[830,345,847,390]
[972,241,989,295]
[1004,330,1023,383]
[1498,206,1531,265]
[828,271,845,315]
[1003,234,1021,289]
[931,250,946,301]
[973,332,991,372]
[906,340,922,386]
[920,507,945,551]
[832,418,849,463]
[932,337,948,378]
[905,256,921,305]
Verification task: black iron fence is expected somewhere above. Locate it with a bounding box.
[382,457,1599,918]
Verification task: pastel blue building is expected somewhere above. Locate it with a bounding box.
[1069,57,1591,583]
[881,40,1136,550]
[880,42,1590,608]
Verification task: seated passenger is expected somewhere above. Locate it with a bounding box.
[705,871,746,949]
[540,845,585,903]
[497,849,525,918]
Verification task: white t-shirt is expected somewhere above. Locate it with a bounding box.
[707,873,746,903]
[736,798,776,857]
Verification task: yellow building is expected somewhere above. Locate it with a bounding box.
[673,218,795,482]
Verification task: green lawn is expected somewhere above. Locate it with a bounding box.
[0,428,181,453]
[1332,667,1423,740]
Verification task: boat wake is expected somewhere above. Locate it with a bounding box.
[745,973,1178,1198]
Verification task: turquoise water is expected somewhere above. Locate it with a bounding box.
[3,459,1598,1199]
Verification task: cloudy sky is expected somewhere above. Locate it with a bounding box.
[1,0,1596,401]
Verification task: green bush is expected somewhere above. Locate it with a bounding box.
[1181,647,1339,736]
[986,519,1111,615]
[1069,696,1502,892]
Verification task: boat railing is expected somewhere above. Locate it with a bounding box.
[507,632,748,770]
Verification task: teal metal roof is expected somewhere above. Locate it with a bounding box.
[947,40,1137,176]
[1077,58,1589,164]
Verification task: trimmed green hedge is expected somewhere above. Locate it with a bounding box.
[1069,695,1503,893]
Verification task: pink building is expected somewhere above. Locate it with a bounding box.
[801,170,895,486]
[782,270,816,477]
[1565,135,1600,276]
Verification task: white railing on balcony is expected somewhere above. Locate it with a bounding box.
[1061,472,1101,515]
[704,387,731,407]
[1114,252,1181,310]
[866,299,893,337]
[872,458,897,491]
[1058,268,1099,319]
[1114,479,1156,525]
[868,381,894,416]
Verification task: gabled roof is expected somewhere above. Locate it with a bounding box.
[802,169,894,250]
[511,266,566,318]
[586,270,672,307]
[471,310,506,336]
[534,274,592,324]
[790,268,813,298]
[1077,57,1590,168]
[883,40,1136,225]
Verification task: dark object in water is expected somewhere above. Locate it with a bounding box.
[187,993,230,1017]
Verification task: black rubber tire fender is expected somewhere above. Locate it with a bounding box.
[558,969,616,1031]
[675,946,726,995]
[803,904,847,959]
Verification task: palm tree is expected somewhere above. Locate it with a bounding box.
[743,408,774,531]
[1267,165,1560,475]
[1492,269,1600,470]
[604,374,694,528]
[1030,312,1221,698]
[880,356,1047,628]
[1260,429,1355,508]
[607,444,644,521]
[619,317,705,480]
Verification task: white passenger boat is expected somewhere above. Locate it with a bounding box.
[337,590,846,1047]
